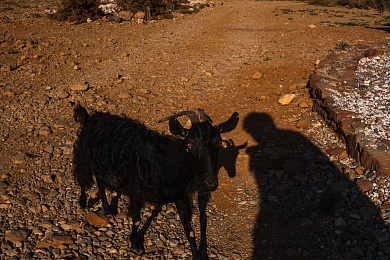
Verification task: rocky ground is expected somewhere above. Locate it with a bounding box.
[1,0,390,259]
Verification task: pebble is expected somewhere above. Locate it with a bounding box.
[139,88,151,94]
[42,174,55,183]
[70,83,89,91]
[118,91,132,99]
[38,126,52,135]
[267,195,278,202]
[326,147,347,159]
[297,97,311,108]
[13,153,28,164]
[39,220,54,229]
[172,245,185,256]
[356,178,373,192]
[53,120,69,128]
[278,93,295,105]
[57,91,70,99]
[295,118,311,128]
[252,71,263,79]
[334,217,347,227]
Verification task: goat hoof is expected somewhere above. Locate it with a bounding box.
[103,208,117,217]
[197,249,209,260]
[131,244,145,255]
[87,198,99,208]
[79,199,86,209]
[109,206,118,215]
[105,213,114,220]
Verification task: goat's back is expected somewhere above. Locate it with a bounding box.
[73,110,192,202]
[75,111,148,164]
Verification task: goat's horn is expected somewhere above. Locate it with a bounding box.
[158,111,199,124]
[197,108,213,123]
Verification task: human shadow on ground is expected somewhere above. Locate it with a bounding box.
[366,26,390,34]
[243,112,388,259]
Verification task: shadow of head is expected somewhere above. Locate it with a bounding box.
[218,139,248,178]
[243,112,275,142]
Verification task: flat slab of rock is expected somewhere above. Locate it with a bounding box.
[85,211,108,226]
[36,234,74,249]
[5,229,31,246]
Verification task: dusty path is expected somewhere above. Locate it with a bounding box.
[1,0,390,259]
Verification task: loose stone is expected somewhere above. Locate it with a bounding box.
[278,94,295,105]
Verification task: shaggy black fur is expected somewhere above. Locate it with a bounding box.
[73,104,239,259]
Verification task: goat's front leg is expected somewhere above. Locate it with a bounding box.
[198,190,211,259]
[176,197,201,260]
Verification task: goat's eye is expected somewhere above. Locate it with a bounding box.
[186,143,193,152]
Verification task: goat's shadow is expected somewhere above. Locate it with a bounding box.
[197,139,247,257]
[218,139,248,178]
[243,112,387,259]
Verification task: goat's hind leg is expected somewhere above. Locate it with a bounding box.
[79,185,87,209]
[75,171,88,209]
[96,180,115,216]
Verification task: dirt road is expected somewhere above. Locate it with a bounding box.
[1,0,390,259]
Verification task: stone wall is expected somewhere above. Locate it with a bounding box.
[308,42,390,176]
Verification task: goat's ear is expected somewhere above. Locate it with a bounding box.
[169,118,187,137]
[216,112,239,134]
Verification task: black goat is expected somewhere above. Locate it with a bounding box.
[73,104,239,259]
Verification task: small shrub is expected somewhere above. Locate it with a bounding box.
[334,20,368,26]
[307,0,385,11]
[281,8,294,14]
[0,7,14,12]
[8,49,19,54]
[116,0,189,20]
[335,41,349,49]
[383,15,390,25]
[49,0,103,23]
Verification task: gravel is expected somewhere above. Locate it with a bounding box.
[327,52,390,152]
[1,1,390,259]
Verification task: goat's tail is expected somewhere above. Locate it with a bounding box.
[74,104,89,125]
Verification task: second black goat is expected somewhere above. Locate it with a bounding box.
[73,105,239,259]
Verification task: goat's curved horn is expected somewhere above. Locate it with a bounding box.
[197,108,213,123]
[158,111,199,124]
